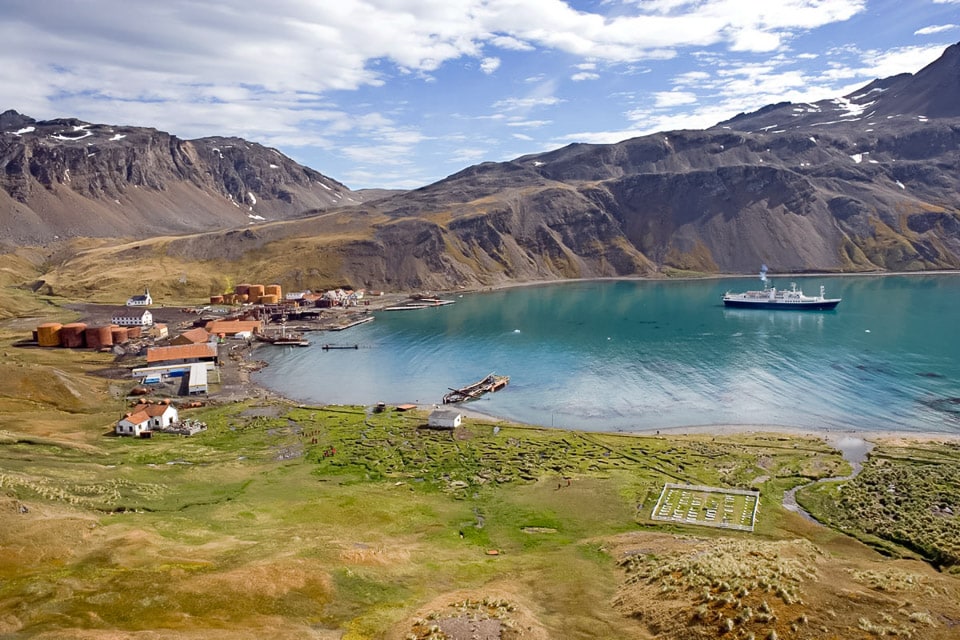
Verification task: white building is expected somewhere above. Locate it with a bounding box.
[428,410,462,429]
[112,308,153,327]
[126,289,152,306]
[116,402,178,437]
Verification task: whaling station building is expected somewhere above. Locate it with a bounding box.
[116,400,178,437]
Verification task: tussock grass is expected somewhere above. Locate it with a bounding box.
[798,440,960,571]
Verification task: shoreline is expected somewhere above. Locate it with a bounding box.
[439,268,960,298]
[229,270,960,448]
[444,402,960,445]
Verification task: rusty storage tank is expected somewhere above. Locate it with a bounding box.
[60,323,88,348]
[111,326,129,344]
[259,294,279,305]
[210,294,224,305]
[264,284,282,298]
[247,284,265,299]
[84,325,114,349]
[126,325,142,339]
[239,293,249,303]
[234,283,251,296]
[36,322,63,347]
[221,293,235,305]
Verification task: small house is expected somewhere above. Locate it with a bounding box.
[126,289,153,307]
[116,411,150,437]
[428,410,462,429]
[112,308,153,327]
[116,401,178,437]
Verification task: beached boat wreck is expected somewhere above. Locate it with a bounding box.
[382,296,456,311]
[256,326,309,346]
[443,373,509,404]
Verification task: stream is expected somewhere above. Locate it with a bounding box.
[782,436,875,524]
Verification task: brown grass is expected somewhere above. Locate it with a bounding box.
[610,532,960,639]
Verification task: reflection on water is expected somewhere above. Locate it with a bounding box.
[255,275,960,434]
[722,308,827,330]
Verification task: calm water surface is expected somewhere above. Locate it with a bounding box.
[254,275,960,434]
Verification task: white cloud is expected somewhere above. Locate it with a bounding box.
[489,35,535,51]
[480,57,501,74]
[654,91,698,108]
[674,71,711,83]
[506,119,551,128]
[0,0,940,189]
[856,44,950,78]
[492,86,564,111]
[914,24,957,35]
[449,147,489,163]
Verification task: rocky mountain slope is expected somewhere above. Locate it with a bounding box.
[5,43,960,295]
[352,41,959,283]
[0,110,368,243]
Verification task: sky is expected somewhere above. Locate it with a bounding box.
[1,1,958,190]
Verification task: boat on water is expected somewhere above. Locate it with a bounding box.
[443,373,510,404]
[722,265,841,310]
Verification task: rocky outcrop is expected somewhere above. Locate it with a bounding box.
[0,112,364,243]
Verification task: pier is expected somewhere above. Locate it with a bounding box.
[329,315,374,331]
[382,297,455,311]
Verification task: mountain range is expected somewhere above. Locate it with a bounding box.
[2,42,959,295]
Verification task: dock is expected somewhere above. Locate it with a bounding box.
[443,373,509,404]
[322,344,359,350]
[382,297,455,311]
[329,315,374,331]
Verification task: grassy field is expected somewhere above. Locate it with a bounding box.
[1,307,960,639]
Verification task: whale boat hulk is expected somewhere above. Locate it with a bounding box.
[722,266,841,310]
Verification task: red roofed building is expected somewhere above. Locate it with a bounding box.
[116,401,178,437]
[171,327,212,346]
[204,319,263,337]
[146,342,218,365]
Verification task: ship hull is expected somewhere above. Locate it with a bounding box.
[722,299,840,310]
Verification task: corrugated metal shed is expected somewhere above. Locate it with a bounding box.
[172,327,212,345]
[204,320,262,335]
[147,343,218,364]
[188,363,208,394]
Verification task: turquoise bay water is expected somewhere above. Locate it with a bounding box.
[254,275,960,434]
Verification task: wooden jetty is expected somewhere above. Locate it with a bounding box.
[382,297,455,311]
[329,315,374,331]
[443,373,509,404]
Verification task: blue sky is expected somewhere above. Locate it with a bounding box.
[1,0,957,190]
